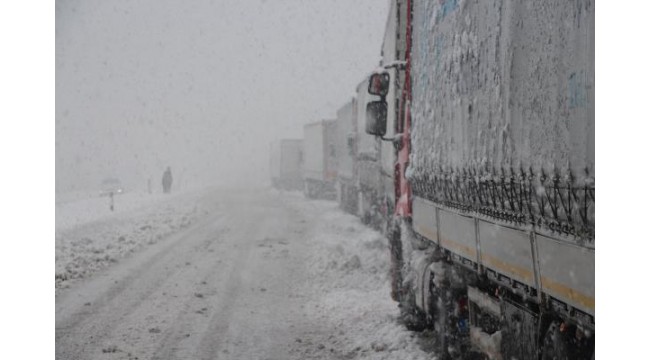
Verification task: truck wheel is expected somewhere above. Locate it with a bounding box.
[540,321,570,360]
[387,224,402,302]
[399,288,428,331]
[541,321,594,360]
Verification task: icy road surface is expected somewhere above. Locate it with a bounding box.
[56,189,432,360]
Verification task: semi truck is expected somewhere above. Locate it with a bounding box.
[353,76,385,227]
[343,0,408,234]
[364,0,595,359]
[269,139,303,191]
[303,120,338,199]
[338,74,395,229]
[335,100,359,214]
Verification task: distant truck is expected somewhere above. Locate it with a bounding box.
[353,77,385,228]
[334,100,358,214]
[269,139,303,191]
[303,120,337,199]
[340,0,407,232]
[363,1,595,359]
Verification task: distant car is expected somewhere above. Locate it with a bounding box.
[100,178,124,196]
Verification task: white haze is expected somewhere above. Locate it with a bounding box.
[56,0,388,193]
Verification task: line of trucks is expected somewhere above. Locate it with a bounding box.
[270,1,594,359]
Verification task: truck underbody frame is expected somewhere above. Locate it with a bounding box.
[397,227,594,359]
[408,200,594,327]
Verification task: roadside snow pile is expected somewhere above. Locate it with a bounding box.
[55,190,218,289]
[289,197,435,360]
[56,191,174,231]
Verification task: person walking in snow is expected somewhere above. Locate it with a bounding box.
[162,166,173,194]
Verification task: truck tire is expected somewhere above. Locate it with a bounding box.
[387,224,402,302]
[541,321,594,360]
[540,321,569,360]
[399,287,428,331]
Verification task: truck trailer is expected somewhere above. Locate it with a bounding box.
[269,139,304,191]
[335,100,359,214]
[364,0,595,359]
[303,120,338,199]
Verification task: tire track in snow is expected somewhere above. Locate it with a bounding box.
[55,214,225,360]
[191,204,279,359]
[147,218,255,360]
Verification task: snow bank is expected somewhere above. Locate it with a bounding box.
[56,191,179,231]
[55,189,219,289]
[287,196,434,359]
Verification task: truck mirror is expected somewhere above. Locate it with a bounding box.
[368,72,389,97]
[366,101,387,137]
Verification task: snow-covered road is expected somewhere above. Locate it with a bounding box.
[55,189,433,360]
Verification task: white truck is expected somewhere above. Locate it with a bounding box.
[303,120,337,199]
[335,100,358,213]
[269,139,303,191]
[363,0,595,359]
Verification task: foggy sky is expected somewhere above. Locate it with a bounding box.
[56,0,388,193]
